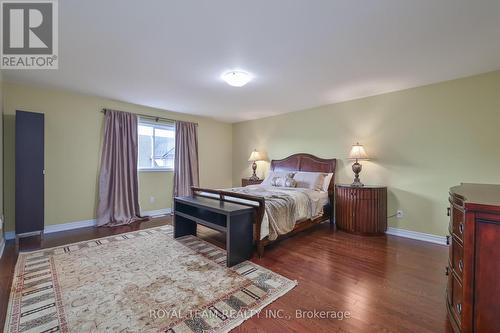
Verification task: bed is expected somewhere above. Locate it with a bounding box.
[191,153,337,256]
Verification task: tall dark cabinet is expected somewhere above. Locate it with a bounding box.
[15,111,45,244]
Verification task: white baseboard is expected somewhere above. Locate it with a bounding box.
[46,219,97,234]
[142,208,172,217]
[4,208,172,240]
[386,227,447,245]
[5,219,95,240]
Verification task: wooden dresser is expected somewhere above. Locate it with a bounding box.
[446,183,500,333]
[241,178,263,187]
[335,185,387,235]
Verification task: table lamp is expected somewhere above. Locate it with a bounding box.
[348,142,369,187]
[248,150,263,181]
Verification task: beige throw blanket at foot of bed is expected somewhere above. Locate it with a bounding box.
[229,187,312,240]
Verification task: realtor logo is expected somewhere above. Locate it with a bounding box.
[1,0,58,69]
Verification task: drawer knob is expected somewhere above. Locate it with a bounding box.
[445,266,449,276]
[447,207,451,217]
[459,223,464,234]
[456,303,462,314]
[446,235,450,245]
[458,259,463,272]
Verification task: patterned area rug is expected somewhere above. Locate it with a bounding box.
[4,226,297,333]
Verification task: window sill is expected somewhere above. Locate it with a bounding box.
[138,168,173,173]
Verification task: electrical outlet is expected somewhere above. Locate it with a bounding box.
[396,210,404,219]
[149,196,155,203]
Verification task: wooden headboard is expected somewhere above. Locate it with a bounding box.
[270,153,337,194]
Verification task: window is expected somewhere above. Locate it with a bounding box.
[138,119,175,171]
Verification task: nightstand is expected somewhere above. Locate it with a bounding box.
[335,184,387,235]
[242,178,263,187]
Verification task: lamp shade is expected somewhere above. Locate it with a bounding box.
[248,150,263,162]
[348,143,369,160]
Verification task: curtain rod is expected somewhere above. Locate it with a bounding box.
[100,109,198,126]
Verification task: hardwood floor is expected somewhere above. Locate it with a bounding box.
[0,217,453,332]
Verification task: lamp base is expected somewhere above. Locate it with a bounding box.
[249,161,259,181]
[351,178,364,187]
[351,161,364,187]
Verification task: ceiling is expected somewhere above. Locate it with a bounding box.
[3,0,500,122]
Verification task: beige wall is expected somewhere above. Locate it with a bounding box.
[138,172,174,212]
[232,70,500,236]
[3,82,232,232]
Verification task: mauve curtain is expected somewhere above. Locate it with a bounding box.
[174,121,199,197]
[96,110,143,226]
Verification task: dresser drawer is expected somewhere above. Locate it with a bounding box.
[451,238,464,281]
[450,204,464,242]
[451,274,463,327]
[446,265,453,305]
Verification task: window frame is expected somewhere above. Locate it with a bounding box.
[137,118,175,172]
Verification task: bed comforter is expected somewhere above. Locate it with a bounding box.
[226,185,327,240]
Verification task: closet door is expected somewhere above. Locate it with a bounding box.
[15,111,45,235]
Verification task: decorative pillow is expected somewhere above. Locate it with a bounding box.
[262,171,295,185]
[271,173,296,187]
[271,176,281,186]
[285,177,297,188]
[293,171,327,191]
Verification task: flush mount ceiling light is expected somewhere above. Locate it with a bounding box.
[221,70,252,87]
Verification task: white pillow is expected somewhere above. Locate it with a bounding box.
[293,171,326,191]
[322,173,334,192]
[261,171,295,185]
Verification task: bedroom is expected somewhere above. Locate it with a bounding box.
[1,1,500,332]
